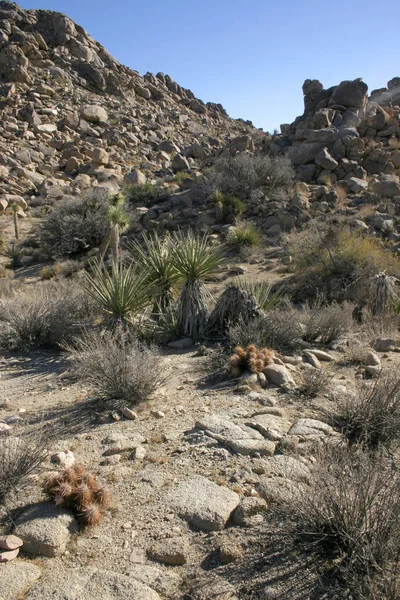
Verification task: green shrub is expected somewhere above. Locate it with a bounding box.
[2,241,23,269]
[125,183,161,204]
[227,222,261,249]
[212,190,246,224]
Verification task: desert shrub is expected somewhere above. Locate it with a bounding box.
[39,192,110,257]
[228,309,303,354]
[173,171,192,186]
[212,190,246,224]
[230,344,274,376]
[0,432,48,505]
[43,464,110,527]
[39,264,61,280]
[300,301,353,345]
[67,330,162,409]
[281,447,400,598]
[213,153,294,200]
[333,374,400,449]
[125,183,161,204]
[0,280,95,350]
[227,222,261,249]
[297,367,332,399]
[289,223,400,303]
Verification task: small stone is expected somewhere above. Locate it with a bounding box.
[5,415,22,424]
[121,407,138,420]
[130,547,146,564]
[130,445,147,460]
[0,535,23,551]
[0,423,11,436]
[263,365,295,387]
[151,410,165,419]
[303,351,321,369]
[148,537,189,566]
[50,450,75,469]
[365,351,381,366]
[0,548,19,562]
[219,542,243,564]
[366,365,381,377]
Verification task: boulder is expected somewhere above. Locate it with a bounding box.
[245,414,292,442]
[15,502,78,557]
[0,561,41,600]
[124,169,146,186]
[315,147,338,171]
[263,364,295,387]
[196,414,276,456]
[80,104,108,124]
[288,142,325,165]
[25,568,161,600]
[171,153,190,173]
[168,475,240,531]
[330,78,368,108]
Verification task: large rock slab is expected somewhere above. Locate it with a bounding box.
[168,475,240,531]
[288,418,335,440]
[266,455,311,483]
[15,502,78,557]
[245,414,292,441]
[25,568,161,600]
[0,560,41,600]
[196,414,275,456]
[257,477,307,505]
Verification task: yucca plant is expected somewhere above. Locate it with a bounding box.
[238,279,285,312]
[171,231,225,339]
[98,194,130,262]
[2,241,23,269]
[83,260,152,326]
[130,233,181,312]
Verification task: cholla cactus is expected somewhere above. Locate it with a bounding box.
[43,464,110,527]
[230,344,274,377]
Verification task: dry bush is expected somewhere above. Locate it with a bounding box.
[333,374,400,449]
[39,191,110,257]
[288,224,400,304]
[0,280,96,351]
[67,329,162,409]
[230,344,274,377]
[300,301,354,345]
[228,309,304,355]
[0,432,48,505]
[213,153,294,200]
[280,447,400,599]
[297,367,332,399]
[43,464,110,527]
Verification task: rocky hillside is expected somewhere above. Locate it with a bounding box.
[0,1,258,213]
[279,77,400,193]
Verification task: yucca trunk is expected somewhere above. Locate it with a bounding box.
[207,285,261,335]
[110,224,120,263]
[13,209,19,240]
[97,228,112,262]
[177,279,209,340]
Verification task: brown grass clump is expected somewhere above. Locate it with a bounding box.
[230,344,274,377]
[43,464,110,527]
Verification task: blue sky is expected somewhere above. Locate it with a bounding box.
[19,0,400,132]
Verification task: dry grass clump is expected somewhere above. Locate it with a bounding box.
[228,310,304,355]
[333,374,400,449]
[300,301,353,345]
[297,368,332,399]
[43,464,110,527]
[67,329,162,409]
[281,447,400,598]
[0,280,96,350]
[0,432,48,506]
[230,344,274,377]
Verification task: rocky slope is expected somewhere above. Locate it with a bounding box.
[0,1,258,213]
